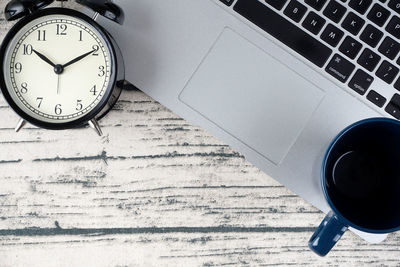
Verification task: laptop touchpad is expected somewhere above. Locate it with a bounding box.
[179,29,324,165]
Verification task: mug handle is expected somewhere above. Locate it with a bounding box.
[309,211,348,256]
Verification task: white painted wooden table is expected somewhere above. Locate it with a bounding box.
[0,1,399,266]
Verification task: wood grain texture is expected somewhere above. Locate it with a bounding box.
[0,1,399,266]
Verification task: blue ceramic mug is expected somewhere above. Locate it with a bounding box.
[309,118,400,256]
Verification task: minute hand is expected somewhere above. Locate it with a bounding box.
[62,49,96,68]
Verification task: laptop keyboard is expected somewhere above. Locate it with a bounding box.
[219,0,400,119]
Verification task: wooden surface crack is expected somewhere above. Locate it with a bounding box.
[32,151,245,163]
[0,226,316,237]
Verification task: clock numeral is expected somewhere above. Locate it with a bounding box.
[79,30,83,41]
[55,104,62,115]
[22,44,33,55]
[36,97,43,108]
[98,66,105,77]
[37,30,46,41]
[92,45,99,56]
[76,100,83,111]
[90,85,97,96]
[20,82,28,94]
[14,63,22,73]
[56,24,67,35]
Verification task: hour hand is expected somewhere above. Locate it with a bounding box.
[32,49,56,67]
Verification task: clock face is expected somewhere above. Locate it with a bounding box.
[1,12,114,125]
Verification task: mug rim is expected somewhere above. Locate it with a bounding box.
[322,117,400,234]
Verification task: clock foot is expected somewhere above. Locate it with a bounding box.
[89,119,103,136]
[15,119,27,132]
[123,80,139,91]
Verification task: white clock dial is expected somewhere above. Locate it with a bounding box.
[3,14,113,123]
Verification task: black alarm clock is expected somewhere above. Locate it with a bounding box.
[0,0,125,136]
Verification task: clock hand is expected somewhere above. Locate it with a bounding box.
[32,49,56,67]
[57,75,60,95]
[62,49,96,69]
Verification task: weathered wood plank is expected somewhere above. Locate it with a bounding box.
[0,233,399,266]
[0,0,399,266]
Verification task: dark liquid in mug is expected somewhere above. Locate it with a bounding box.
[325,121,400,231]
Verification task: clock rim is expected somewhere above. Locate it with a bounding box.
[0,7,118,130]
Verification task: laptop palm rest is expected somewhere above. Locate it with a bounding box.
[179,28,325,165]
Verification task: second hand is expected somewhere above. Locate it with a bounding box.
[57,75,61,95]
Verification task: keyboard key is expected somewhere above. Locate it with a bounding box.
[349,69,374,95]
[234,0,332,67]
[394,76,400,90]
[378,36,400,60]
[376,60,399,84]
[360,24,384,48]
[265,0,288,10]
[391,93,400,105]
[387,94,400,104]
[342,12,365,35]
[323,0,346,23]
[284,0,308,22]
[219,0,235,6]
[388,0,400,15]
[339,36,362,59]
[305,0,327,11]
[326,54,355,82]
[386,16,400,39]
[367,4,390,27]
[349,0,373,15]
[302,11,326,34]
[321,24,344,47]
[367,90,387,107]
[385,102,400,119]
[385,94,400,119]
[358,48,381,72]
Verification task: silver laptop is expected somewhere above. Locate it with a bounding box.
[96,0,400,242]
